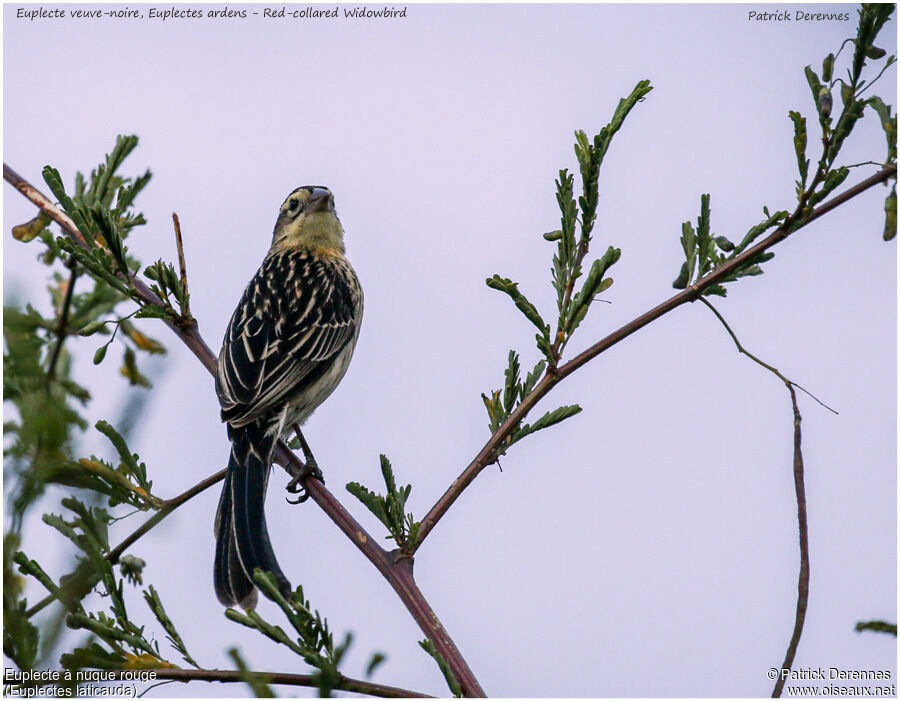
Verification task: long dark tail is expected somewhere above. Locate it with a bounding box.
[214,420,291,608]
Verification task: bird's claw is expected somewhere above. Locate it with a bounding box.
[285,458,324,505]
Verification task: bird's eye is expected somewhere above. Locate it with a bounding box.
[288,198,300,212]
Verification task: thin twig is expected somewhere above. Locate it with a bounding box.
[18,667,432,698]
[171,212,192,320]
[695,298,810,698]
[46,259,79,379]
[856,56,897,98]
[414,164,894,549]
[699,299,837,415]
[5,165,486,697]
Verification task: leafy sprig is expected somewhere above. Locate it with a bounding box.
[674,4,896,293]
[226,573,367,696]
[347,455,420,554]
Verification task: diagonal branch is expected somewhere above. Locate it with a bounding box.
[4,163,485,697]
[414,164,895,548]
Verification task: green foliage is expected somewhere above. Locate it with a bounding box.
[144,259,190,319]
[487,81,650,368]
[3,305,90,524]
[478,84,648,466]
[346,455,420,553]
[855,620,897,636]
[3,534,39,669]
[228,648,276,697]
[35,421,159,511]
[796,4,896,220]
[883,184,897,241]
[5,134,167,538]
[419,638,462,698]
[366,651,387,678]
[14,526,193,675]
[32,134,171,388]
[14,500,187,671]
[481,350,581,456]
[226,574,354,696]
[674,7,896,294]
[672,195,782,296]
[143,586,199,667]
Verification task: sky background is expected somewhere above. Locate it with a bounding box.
[3,2,897,698]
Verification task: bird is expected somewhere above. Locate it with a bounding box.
[213,186,363,609]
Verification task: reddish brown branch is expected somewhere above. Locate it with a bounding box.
[20,667,431,698]
[414,164,896,548]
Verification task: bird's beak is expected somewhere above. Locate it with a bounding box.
[305,188,334,213]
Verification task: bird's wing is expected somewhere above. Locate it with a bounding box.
[216,249,359,426]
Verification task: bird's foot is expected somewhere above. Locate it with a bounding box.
[285,457,324,504]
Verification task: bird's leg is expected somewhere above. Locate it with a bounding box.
[286,423,324,504]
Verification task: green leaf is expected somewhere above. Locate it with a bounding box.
[822,53,835,82]
[827,98,866,165]
[867,96,897,162]
[120,347,152,388]
[855,620,897,636]
[134,304,173,320]
[522,359,545,396]
[565,246,620,333]
[736,210,789,252]
[143,586,198,668]
[42,166,77,216]
[503,350,521,413]
[486,275,549,335]
[884,185,897,242]
[346,456,418,550]
[513,404,582,443]
[366,652,387,677]
[227,648,275,697]
[804,66,824,113]
[788,111,810,187]
[79,319,110,336]
[419,639,462,698]
[93,343,108,365]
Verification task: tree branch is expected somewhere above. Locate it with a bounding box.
[46,259,79,379]
[4,164,486,697]
[414,163,895,548]
[23,667,432,698]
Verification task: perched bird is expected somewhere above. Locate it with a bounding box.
[213,186,363,609]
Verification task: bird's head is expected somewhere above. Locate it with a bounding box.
[270,186,345,255]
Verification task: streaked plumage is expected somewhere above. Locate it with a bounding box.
[214,186,363,609]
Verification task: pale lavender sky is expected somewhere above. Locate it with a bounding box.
[3,3,896,698]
